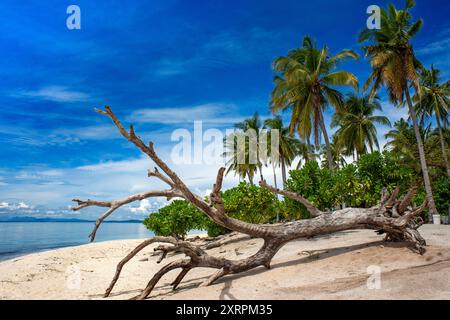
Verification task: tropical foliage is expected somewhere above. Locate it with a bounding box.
[145,149,449,237]
[271,36,358,169]
[331,94,390,160]
[145,0,449,238]
[358,0,439,217]
[143,200,205,240]
[415,66,450,177]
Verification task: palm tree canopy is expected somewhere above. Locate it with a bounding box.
[359,0,424,103]
[271,36,359,146]
[263,116,303,167]
[415,66,449,126]
[320,135,347,169]
[332,93,391,157]
[384,118,447,172]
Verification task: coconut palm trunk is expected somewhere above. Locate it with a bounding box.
[258,164,264,182]
[435,114,450,178]
[319,110,334,170]
[247,172,254,185]
[280,154,287,187]
[405,89,439,221]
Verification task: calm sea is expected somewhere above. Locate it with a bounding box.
[0,222,153,262]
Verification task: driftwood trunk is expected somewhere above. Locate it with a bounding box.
[72,106,428,300]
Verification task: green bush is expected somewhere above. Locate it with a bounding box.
[434,177,450,216]
[143,182,279,238]
[222,182,278,223]
[143,200,205,239]
[284,151,416,212]
[143,151,447,237]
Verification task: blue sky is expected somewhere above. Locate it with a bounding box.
[0,0,449,220]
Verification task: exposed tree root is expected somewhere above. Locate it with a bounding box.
[73,106,428,300]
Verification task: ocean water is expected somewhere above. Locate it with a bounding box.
[0,222,153,262]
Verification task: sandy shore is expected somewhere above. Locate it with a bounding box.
[1,224,449,300]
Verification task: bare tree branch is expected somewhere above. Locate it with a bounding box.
[209,167,226,213]
[398,186,418,214]
[72,189,183,242]
[259,180,323,217]
[147,167,175,188]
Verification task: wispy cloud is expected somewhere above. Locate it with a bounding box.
[53,125,118,141]
[76,156,150,173]
[129,103,246,124]
[416,38,450,56]
[154,27,280,76]
[129,199,155,214]
[0,201,32,211]
[14,86,91,103]
[0,124,122,148]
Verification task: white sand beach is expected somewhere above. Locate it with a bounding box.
[1,224,449,300]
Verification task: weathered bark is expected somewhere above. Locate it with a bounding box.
[405,89,438,221]
[280,154,287,187]
[72,106,428,300]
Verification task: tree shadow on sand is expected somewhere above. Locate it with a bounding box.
[102,240,417,299]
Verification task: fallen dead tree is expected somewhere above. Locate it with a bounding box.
[72,106,427,300]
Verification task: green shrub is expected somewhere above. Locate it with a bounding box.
[222,182,278,223]
[434,177,450,216]
[143,151,447,237]
[284,151,416,212]
[143,200,205,239]
[143,182,279,238]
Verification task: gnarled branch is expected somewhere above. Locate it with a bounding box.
[259,180,323,217]
[72,189,183,242]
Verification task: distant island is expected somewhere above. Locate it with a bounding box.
[0,216,143,223]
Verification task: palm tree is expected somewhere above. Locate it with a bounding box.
[331,93,391,160]
[295,138,316,169]
[271,36,359,170]
[223,132,258,184]
[358,0,439,218]
[234,113,265,182]
[415,66,450,177]
[321,135,347,169]
[385,119,448,179]
[263,116,302,187]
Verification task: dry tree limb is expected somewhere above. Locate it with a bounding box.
[259,180,323,217]
[73,106,429,300]
[72,190,183,242]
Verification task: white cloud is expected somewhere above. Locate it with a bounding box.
[154,27,280,76]
[376,102,409,124]
[76,156,151,173]
[14,85,90,102]
[129,103,245,124]
[38,169,64,177]
[17,202,30,209]
[129,199,152,214]
[0,201,32,211]
[53,125,118,141]
[416,38,450,56]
